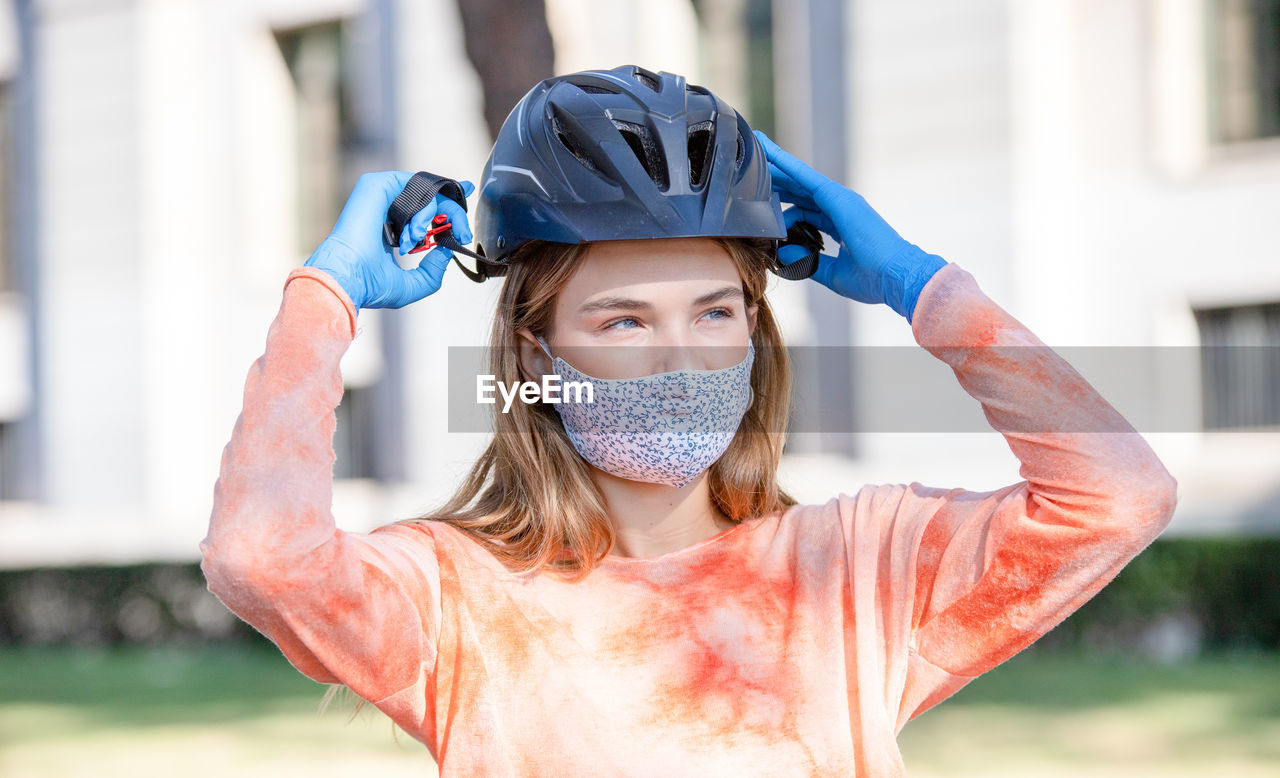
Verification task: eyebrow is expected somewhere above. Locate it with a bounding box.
[693,286,746,307]
[577,286,744,316]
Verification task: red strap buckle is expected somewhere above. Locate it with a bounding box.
[407,214,452,254]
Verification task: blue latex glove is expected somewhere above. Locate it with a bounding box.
[755,131,947,324]
[304,171,474,311]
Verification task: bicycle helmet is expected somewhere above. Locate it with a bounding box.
[469,64,790,278]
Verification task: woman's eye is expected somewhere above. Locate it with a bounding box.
[604,316,641,331]
[701,307,734,322]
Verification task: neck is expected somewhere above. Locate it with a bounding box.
[591,468,736,559]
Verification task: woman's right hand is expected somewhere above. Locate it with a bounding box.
[304,171,474,311]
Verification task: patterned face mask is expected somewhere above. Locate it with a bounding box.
[537,338,755,488]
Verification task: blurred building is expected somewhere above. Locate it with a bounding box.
[788,0,1280,536]
[0,0,1277,569]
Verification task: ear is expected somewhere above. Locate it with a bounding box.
[516,328,553,383]
[746,302,758,336]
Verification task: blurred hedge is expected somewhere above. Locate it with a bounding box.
[1,537,1277,653]
[0,563,268,648]
[1035,537,1280,657]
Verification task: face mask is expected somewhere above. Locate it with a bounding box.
[537,338,755,488]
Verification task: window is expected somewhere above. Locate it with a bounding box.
[333,386,377,480]
[0,421,9,499]
[745,0,775,136]
[0,80,19,501]
[1208,0,1280,143]
[275,20,357,255]
[1,81,13,292]
[275,20,390,481]
[1195,301,1280,428]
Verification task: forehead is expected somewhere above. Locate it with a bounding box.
[556,238,741,307]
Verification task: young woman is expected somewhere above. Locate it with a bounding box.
[201,65,1178,776]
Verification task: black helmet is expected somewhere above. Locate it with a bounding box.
[471,64,787,274]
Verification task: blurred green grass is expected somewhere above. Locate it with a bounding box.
[899,648,1280,777]
[1,645,1277,776]
[0,645,433,777]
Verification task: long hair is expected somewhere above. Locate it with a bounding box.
[407,237,795,581]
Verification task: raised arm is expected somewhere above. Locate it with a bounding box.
[200,268,440,699]
[881,262,1176,726]
[200,172,473,729]
[757,133,1177,729]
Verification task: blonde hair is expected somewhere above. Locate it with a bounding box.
[407,237,795,581]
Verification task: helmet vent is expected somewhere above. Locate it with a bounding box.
[687,84,710,96]
[551,113,600,173]
[735,129,745,168]
[687,121,714,188]
[612,120,668,189]
[574,83,619,95]
[632,68,660,92]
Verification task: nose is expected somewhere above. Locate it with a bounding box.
[649,332,702,375]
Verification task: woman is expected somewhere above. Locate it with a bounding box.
[201,65,1177,776]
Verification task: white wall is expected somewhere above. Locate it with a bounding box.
[546,0,701,79]
[780,0,1024,501]
[390,0,498,524]
[36,0,147,514]
[1010,0,1280,534]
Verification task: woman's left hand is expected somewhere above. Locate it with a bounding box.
[755,130,947,323]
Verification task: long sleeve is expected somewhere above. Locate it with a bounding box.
[200,268,443,736]
[850,262,1178,734]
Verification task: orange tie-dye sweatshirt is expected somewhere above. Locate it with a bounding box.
[201,262,1178,776]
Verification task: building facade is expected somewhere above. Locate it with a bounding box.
[1,0,1276,568]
